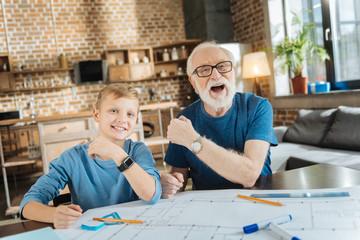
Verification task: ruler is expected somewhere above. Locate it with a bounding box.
[250,192,350,198]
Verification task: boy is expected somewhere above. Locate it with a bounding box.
[20,84,161,229]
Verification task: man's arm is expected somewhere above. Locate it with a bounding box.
[167,116,269,187]
[196,138,269,187]
[160,167,189,198]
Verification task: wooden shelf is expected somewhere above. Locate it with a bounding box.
[152,39,202,49]
[144,136,169,146]
[3,155,40,168]
[1,85,75,94]
[155,74,187,79]
[12,67,73,74]
[140,101,178,111]
[154,58,187,65]
[16,85,75,92]
[5,206,20,216]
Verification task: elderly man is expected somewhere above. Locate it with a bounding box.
[160,42,277,198]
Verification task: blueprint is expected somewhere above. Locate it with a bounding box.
[55,186,360,240]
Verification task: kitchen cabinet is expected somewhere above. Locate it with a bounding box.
[105,47,154,82]
[37,116,97,174]
[105,40,200,82]
[37,116,97,197]
[0,112,97,216]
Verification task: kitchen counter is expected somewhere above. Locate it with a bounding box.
[0,111,93,127]
[0,102,178,127]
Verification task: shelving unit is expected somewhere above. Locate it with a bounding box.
[139,102,178,167]
[104,40,200,82]
[105,47,154,82]
[11,67,73,74]
[0,124,41,216]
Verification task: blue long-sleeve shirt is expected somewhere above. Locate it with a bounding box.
[20,139,161,218]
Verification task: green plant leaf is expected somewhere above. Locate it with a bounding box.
[273,11,329,78]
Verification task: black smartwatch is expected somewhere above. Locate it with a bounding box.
[118,156,134,172]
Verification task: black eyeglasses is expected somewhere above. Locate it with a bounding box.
[192,61,233,77]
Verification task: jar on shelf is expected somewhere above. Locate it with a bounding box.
[142,56,149,63]
[180,45,188,58]
[133,57,140,64]
[171,47,178,60]
[116,58,123,65]
[177,67,183,75]
[162,49,170,61]
[160,69,167,77]
[59,54,68,69]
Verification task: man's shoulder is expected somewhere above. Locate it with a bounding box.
[234,92,260,102]
[234,92,270,108]
[177,99,202,117]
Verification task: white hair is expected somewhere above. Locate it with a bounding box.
[186,41,235,76]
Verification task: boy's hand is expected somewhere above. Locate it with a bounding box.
[160,172,184,198]
[88,136,127,162]
[53,204,82,229]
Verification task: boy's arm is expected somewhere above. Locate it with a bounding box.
[122,163,156,202]
[22,201,82,229]
[88,137,160,203]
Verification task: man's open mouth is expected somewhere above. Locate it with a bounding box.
[210,84,225,93]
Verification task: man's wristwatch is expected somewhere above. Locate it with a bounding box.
[118,156,134,172]
[191,136,204,154]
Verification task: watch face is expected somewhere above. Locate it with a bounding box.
[192,142,201,153]
[193,142,201,152]
[124,157,133,167]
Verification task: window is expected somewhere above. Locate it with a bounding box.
[269,0,360,93]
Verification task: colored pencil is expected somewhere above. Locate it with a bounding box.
[237,194,283,206]
[92,218,143,224]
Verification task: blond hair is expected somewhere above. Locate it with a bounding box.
[186,41,235,76]
[95,84,139,110]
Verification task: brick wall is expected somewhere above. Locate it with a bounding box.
[0,0,188,117]
[230,0,270,100]
[230,0,309,125]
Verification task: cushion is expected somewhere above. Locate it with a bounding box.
[283,108,337,146]
[321,106,360,151]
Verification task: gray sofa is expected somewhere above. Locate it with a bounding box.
[271,106,360,173]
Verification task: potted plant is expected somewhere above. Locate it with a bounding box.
[274,12,330,94]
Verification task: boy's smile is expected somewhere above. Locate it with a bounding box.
[93,94,139,146]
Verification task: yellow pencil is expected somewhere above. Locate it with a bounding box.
[93,218,143,224]
[237,194,283,206]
